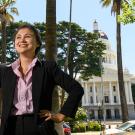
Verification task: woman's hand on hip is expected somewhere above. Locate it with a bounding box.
[39,110,65,123]
[51,113,65,123]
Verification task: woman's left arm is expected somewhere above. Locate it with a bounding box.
[39,61,84,122]
[50,61,84,119]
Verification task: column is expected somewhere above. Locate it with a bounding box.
[82,82,86,106]
[109,82,113,104]
[94,110,98,120]
[128,81,134,103]
[92,82,96,105]
[85,83,89,105]
[117,82,120,104]
[111,109,115,120]
[119,109,122,119]
[125,82,129,103]
[103,109,106,122]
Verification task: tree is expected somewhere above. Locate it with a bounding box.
[0,0,19,63]
[46,0,64,135]
[119,0,135,24]
[80,32,106,80]
[100,0,128,122]
[57,21,87,78]
[46,0,57,61]
[57,21,106,80]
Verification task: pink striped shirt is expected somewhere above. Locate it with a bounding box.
[11,58,37,115]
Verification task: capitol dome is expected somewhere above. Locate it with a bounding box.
[93,20,109,40]
[99,31,108,40]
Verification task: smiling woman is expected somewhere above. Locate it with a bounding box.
[0,24,84,135]
[14,28,39,57]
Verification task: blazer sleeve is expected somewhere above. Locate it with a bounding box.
[48,61,84,118]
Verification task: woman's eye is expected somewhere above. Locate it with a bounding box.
[26,35,30,38]
[25,35,32,38]
[16,36,21,39]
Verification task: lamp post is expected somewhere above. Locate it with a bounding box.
[97,102,102,135]
[64,0,72,72]
[99,57,106,135]
[97,102,101,123]
[61,0,72,108]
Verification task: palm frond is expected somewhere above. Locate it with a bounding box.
[111,1,117,14]
[100,0,112,7]
[10,7,19,15]
[0,0,18,23]
[4,12,14,23]
[8,0,16,7]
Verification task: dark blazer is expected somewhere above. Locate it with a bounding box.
[0,60,84,135]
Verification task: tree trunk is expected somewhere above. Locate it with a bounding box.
[45,0,57,61]
[46,0,64,134]
[116,1,128,122]
[1,19,6,63]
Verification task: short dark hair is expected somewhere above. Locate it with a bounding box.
[13,24,42,55]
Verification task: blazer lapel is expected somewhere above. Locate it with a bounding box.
[32,61,44,113]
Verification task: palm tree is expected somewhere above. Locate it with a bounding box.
[46,0,64,134]
[100,0,128,122]
[45,0,57,61]
[0,0,19,63]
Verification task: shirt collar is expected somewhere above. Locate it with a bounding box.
[11,57,38,72]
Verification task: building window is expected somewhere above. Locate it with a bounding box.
[113,86,116,92]
[115,109,120,119]
[90,96,93,104]
[90,86,92,92]
[114,96,117,103]
[104,96,109,103]
[106,109,112,119]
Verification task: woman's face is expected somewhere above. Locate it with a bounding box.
[15,28,39,56]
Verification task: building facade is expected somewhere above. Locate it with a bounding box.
[81,21,135,120]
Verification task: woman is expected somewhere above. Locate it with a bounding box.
[0,24,84,135]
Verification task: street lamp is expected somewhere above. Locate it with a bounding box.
[64,0,72,72]
[97,102,103,135]
[97,102,102,124]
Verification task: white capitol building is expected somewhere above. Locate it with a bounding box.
[80,21,135,120]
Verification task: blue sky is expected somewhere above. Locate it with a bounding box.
[14,0,135,74]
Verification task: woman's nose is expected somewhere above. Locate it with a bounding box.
[20,37,26,42]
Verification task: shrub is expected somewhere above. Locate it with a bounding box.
[87,121,101,131]
[72,121,86,133]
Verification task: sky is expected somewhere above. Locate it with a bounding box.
[14,0,135,74]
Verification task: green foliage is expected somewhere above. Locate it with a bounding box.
[65,107,87,132]
[87,121,101,131]
[72,121,101,132]
[119,0,135,24]
[75,107,87,121]
[65,107,87,123]
[57,21,106,79]
[72,122,86,133]
[80,33,106,80]
[57,21,87,78]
